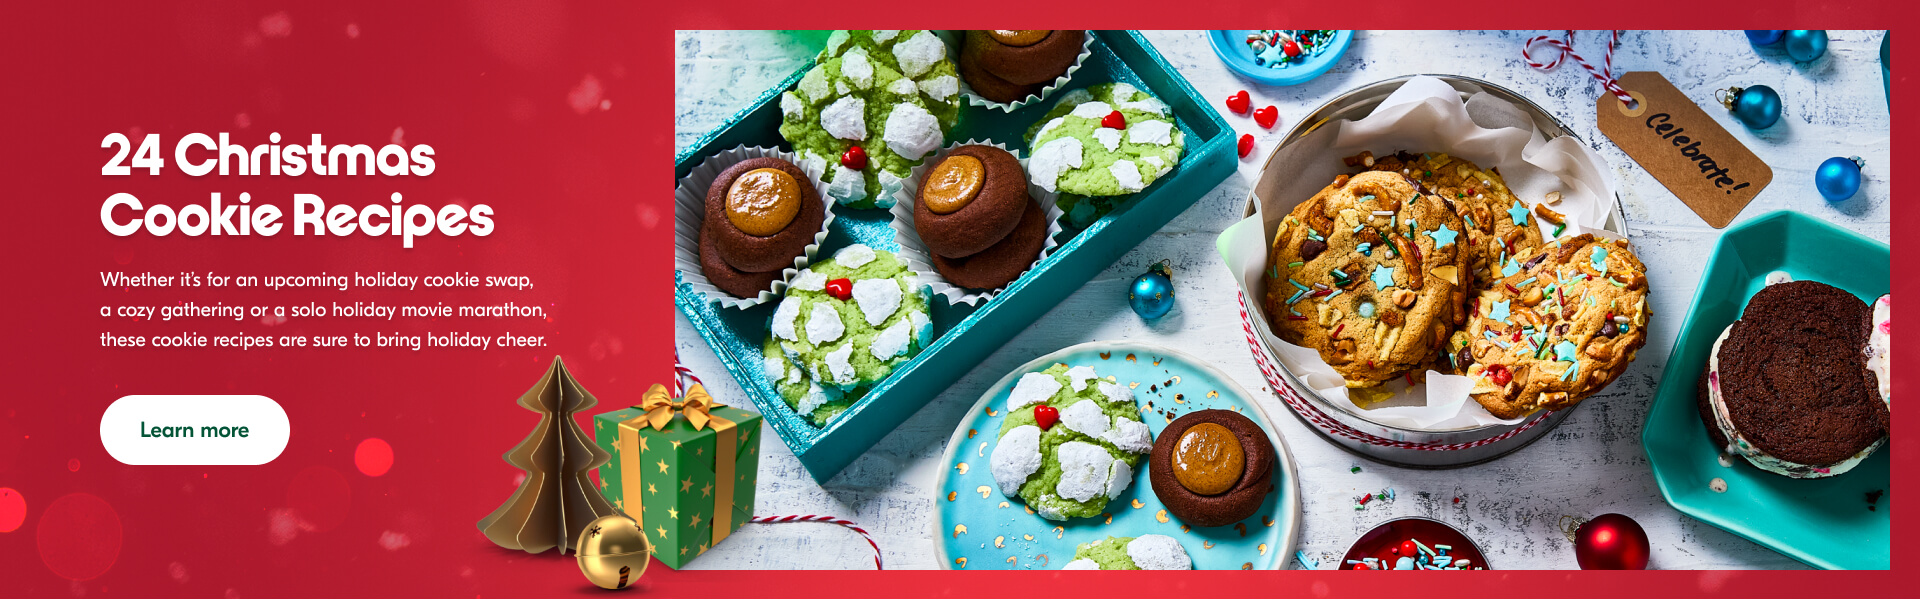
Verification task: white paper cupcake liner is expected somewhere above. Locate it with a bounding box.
[673,145,835,310]
[889,140,1064,306]
[945,30,1096,113]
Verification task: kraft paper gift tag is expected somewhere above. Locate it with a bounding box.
[1597,71,1771,228]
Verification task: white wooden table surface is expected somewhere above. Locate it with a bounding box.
[673,30,1890,570]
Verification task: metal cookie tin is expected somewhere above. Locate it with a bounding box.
[1239,75,1628,468]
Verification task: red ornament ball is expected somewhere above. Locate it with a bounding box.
[1282,38,1302,58]
[1575,513,1650,570]
[1033,405,1060,430]
[1398,540,1418,556]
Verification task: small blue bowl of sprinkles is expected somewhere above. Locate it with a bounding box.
[1208,30,1352,86]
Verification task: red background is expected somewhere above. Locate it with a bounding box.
[2,1,1913,597]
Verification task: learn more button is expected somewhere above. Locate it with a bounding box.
[100,395,290,465]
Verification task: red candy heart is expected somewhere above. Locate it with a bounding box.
[1254,105,1279,129]
[1282,38,1302,58]
[1225,90,1250,115]
[1033,405,1059,430]
[824,277,853,300]
[1237,133,1254,158]
[840,145,867,170]
[1101,110,1126,130]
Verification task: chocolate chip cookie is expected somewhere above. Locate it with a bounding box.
[1444,234,1650,419]
[1263,170,1469,390]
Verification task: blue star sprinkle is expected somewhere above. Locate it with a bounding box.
[1427,223,1459,248]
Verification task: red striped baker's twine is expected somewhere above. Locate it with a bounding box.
[1523,30,1635,105]
[749,515,885,569]
[673,354,883,569]
[671,351,703,397]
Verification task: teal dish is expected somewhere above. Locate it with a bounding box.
[1207,30,1351,86]
[675,32,1237,483]
[1641,210,1889,570]
[932,341,1300,570]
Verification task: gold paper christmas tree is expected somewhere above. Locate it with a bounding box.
[478,356,618,554]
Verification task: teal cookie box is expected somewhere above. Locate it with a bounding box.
[1641,210,1889,569]
[675,31,1236,483]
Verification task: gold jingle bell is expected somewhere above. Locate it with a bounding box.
[576,514,651,589]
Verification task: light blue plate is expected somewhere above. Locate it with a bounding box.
[932,341,1301,570]
[1641,210,1889,570]
[1207,30,1352,86]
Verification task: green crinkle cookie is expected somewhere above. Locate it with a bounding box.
[1025,83,1185,198]
[990,364,1152,521]
[778,30,960,209]
[766,245,930,398]
[1071,536,1142,569]
[761,335,857,427]
[1064,535,1191,570]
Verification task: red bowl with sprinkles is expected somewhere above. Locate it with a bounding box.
[1339,516,1490,570]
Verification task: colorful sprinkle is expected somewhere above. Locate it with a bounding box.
[1507,203,1531,226]
[1427,223,1458,247]
[1488,299,1512,323]
[1370,264,1396,290]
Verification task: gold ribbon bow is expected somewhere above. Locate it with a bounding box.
[639,383,723,431]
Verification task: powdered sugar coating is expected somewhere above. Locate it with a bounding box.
[891,30,945,78]
[882,103,942,160]
[990,424,1044,495]
[1069,101,1115,119]
[1108,160,1144,192]
[824,344,856,385]
[1030,137,1085,193]
[918,75,958,101]
[791,270,828,292]
[1092,127,1121,151]
[1065,365,1098,391]
[1054,441,1114,502]
[1126,535,1192,570]
[1128,120,1174,146]
[871,319,913,360]
[841,50,874,89]
[804,302,844,345]
[1102,418,1153,454]
[1059,398,1112,437]
[852,278,902,326]
[1007,372,1064,412]
[770,296,802,341]
[820,96,866,141]
[835,244,877,269]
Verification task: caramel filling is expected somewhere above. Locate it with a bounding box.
[725,168,801,236]
[922,155,985,215]
[1171,422,1244,496]
[989,30,1050,47]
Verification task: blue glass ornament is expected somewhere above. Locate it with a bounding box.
[1815,156,1863,202]
[1745,30,1785,46]
[1128,261,1175,320]
[1784,30,1829,62]
[1718,85,1782,129]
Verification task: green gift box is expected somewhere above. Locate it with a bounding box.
[593,384,761,569]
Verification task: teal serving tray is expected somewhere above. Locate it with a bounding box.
[1641,210,1889,570]
[932,341,1301,570]
[675,32,1236,483]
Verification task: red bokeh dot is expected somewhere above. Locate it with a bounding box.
[37,493,122,581]
[354,438,393,477]
[67,458,80,472]
[285,466,351,532]
[0,487,25,532]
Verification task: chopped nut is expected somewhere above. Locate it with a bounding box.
[1332,174,1350,188]
[1356,228,1382,244]
[1520,287,1544,306]
[1381,310,1404,327]
[1329,339,1356,364]
[1586,342,1613,360]
[1543,191,1563,205]
[1393,289,1417,308]
[1470,205,1493,232]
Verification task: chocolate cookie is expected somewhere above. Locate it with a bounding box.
[962,30,1085,86]
[703,157,826,273]
[914,145,1029,258]
[1148,410,1275,528]
[698,221,783,298]
[930,197,1046,290]
[957,57,1045,104]
[1716,281,1885,467]
[1447,234,1650,419]
[1263,170,1468,391]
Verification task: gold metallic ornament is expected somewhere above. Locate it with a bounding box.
[576,514,651,590]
